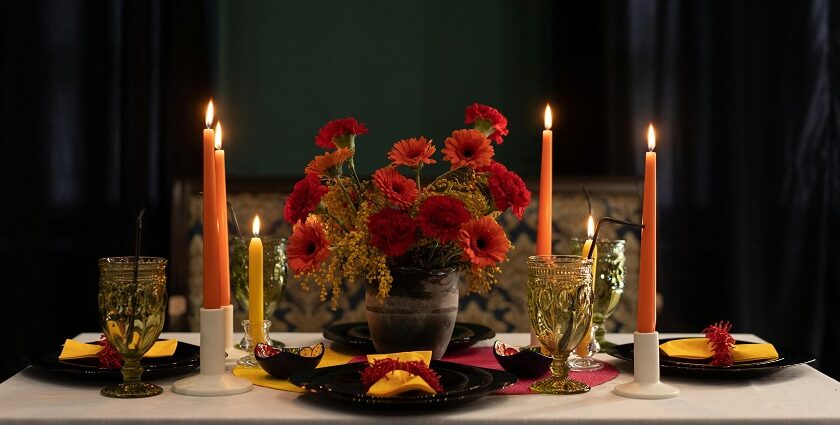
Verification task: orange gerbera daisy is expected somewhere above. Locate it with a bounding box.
[287,218,330,274]
[373,167,418,209]
[458,216,510,269]
[304,147,354,178]
[388,137,436,168]
[441,129,494,169]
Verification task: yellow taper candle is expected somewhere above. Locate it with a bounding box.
[248,215,264,344]
[576,215,598,356]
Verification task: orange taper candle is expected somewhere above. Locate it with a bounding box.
[214,122,231,307]
[536,104,553,256]
[203,101,221,309]
[637,123,657,333]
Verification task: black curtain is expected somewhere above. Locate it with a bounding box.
[585,0,840,377]
[0,0,209,381]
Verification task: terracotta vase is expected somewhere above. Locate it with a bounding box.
[365,266,459,359]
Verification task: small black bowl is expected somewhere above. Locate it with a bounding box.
[492,340,552,378]
[255,342,324,379]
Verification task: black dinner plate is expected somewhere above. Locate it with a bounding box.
[605,338,815,378]
[288,360,516,409]
[24,340,200,381]
[323,322,495,353]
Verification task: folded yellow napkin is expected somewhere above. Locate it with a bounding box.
[58,339,178,360]
[365,351,437,397]
[660,338,779,363]
[232,347,355,392]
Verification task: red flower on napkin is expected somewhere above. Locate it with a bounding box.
[96,335,123,369]
[704,321,736,366]
[361,358,443,393]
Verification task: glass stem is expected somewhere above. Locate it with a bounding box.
[550,352,571,379]
[121,356,143,384]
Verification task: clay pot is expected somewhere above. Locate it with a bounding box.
[365,266,459,359]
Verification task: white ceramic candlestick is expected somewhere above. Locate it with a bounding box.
[222,304,234,350]
[172,308,253,396]
[613,331,679,399]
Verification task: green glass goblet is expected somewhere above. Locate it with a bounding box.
[98,257,167,398]
[569,238,626,350]
[527,255,593,394]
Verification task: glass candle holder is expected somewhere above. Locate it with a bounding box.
[238,319,273,367]
[527,255,593,394]
[98,257,167,398]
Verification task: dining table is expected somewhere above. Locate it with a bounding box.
[1,332,838,424]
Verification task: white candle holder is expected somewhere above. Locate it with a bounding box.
[223,304,234,350]
[613,331,679,399]
[172,308,253,396]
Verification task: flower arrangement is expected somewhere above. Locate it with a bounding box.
[284,103,531,309]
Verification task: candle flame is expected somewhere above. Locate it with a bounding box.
[587,215,595,239]
[544,104,552,130]
[214,122,223,150]
[252,215,261,237]
[205,100,214,128]
[647,123,656,151]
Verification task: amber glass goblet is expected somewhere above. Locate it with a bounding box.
[98,257,167,398]
[527,255,593,394]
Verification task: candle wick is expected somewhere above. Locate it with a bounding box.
[582,186,593,216]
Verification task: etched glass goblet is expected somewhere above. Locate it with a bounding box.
[527,255,593,394]
[98,257,167,398]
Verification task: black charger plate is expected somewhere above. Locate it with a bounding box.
[323,322,495,353]
[288,360,516,409]
[605,338,815,378]
[24,340,200,381]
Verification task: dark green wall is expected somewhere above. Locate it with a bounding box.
[218,0,553,180]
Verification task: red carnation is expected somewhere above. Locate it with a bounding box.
[367,208,417,256]
[417,196,471,243]
[284,174,329,225]
[315,118,369,150]
[481,162,531,219]
[465,103,509,144]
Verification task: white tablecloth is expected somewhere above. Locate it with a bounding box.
[1,332,838,424]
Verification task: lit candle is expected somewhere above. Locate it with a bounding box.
[536,104,553,256]
[214,122,231,307]
[576,215,598,356]
[203,101,221,309]
[637,124,657,333]
[248,215,264,344]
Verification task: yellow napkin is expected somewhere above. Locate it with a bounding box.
[58,339,178,360]
[660,338,779,363]
[232,346,355,392]
[365,351,437,397]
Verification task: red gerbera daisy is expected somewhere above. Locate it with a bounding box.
[284,174,329,225]
[315,118,369,150]
[417,196,471,243]
[373,167,418,209]
[441,129,494,170]
[367,208,417,256]
[304,147,354,178]
[465,103,509,144]
[480,161,531,219]
[388,137,436,168]
[458,217,510,269]
[287,219,330,274]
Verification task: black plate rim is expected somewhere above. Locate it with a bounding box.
[323,322,496,352]
[605,338,816,374]
[288,360,516,407]
[24,340,200,381]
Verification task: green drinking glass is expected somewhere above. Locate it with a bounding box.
[98,257,167,398]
